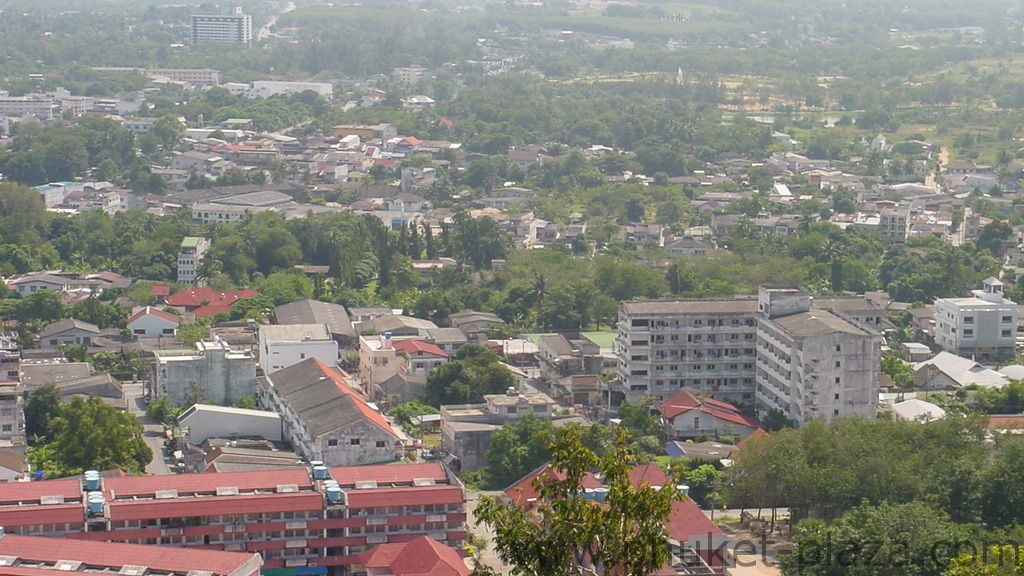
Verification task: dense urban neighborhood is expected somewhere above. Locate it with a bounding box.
[7,0,1024,576]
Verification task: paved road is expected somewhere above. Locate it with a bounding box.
[123,382,172,475]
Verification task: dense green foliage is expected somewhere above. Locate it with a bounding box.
[424,345,516,407]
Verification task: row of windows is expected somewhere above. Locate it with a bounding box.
[326,438,389,447]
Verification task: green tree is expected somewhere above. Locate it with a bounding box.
[475,427,682,576]
[24,383,62,442]
[388,400,440,427]
[424,344,515,406]
[47,396,151,475]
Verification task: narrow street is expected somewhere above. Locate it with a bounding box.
[122,381,172,475]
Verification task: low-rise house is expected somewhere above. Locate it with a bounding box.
[912,351,1009,389]
[357,535,470,576]
[165,286,260,318]
[0,448,29,482]
[363,314,439,337]
[426,327,469,356]
[663,440,737,461]
[656,390,760,440]
[665,236,714,257]
[450,311,505,338]
[36,319,102,349]
[392,339,449,376]
[891,398,946,422]
[259,358,404,466]
[126,306,180,338]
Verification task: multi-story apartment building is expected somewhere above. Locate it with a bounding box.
[0,381,23,440]
[147,68,222,86]
[177,236,210,286]
[755,287,883,425]
[0,332,19,382]
[0,462,466,574]
[614,299,760,407]
[191,8,252,44]
[615,287,884,424]
[934,277,1019,362]
[258,324,338,375]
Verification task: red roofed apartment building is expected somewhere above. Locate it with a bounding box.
[655,391,760,440]
[0,532,261,576]
[505,463,724,576]
[0,462,466,574]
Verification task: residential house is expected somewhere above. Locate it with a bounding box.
[258,358,404,466]
[665,236,714,257]
[0,448,28,482]
[426,327,469,356]
[912,351,1009,389]
[258,323,338,375]
[356,535,470,576]
[36,319,102,349]
[273,299,358,349]
[449,311,505,338]
[165,287,260,318]
[656,390,759,440]
[6,273,72,295]
[126,306,180,338]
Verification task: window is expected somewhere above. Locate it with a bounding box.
[835,377,841,384]
[833,409,840,416]
[300,353,306,359]
[963,329,974,337]
[1003,330,1013,338]
[834,393,840,400]
[1,424,10,432]
[350,438,360,445]
[133,329,146,335]
[1003,316,1014,323]
[964,316,974,324]
[327,439,338,447]
[376,441,386,448]
[834,344,841,352]
[834,360,841,368]
[693,417,700,429]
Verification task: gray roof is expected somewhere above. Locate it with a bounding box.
[20,361,92,388]
[426,327,468,344]
[260,323,332,342]
[265,358,396,439]
[368,314,438,334]
[620,298,758,315]
[37,318,101,339]
[215,190,294,207]
[274,299,355,338]
[770,309,868,338]
[539,334,574,356]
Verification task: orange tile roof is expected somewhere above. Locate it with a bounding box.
[357,535,469,576]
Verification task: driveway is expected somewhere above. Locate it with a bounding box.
[122,381,172,475]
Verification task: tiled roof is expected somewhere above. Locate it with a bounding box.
[126,306,180,325]
[267,358,397,439]
[107,492,323,522]
[346,485,463,508]
[36,318,100,339]
[357,535,469,576]
[274,299,355,337]
[393,339,448,358]
[165,287,260,312]
[330,462,448,487]
[0,533,259,576]
[657,390,759,428]
[103,467,313,498]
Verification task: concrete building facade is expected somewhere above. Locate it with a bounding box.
[258,324,338,375]
[934,278,1019,362]
[177,236,210,286]
[614,287,884,424]
[151,339,257,406]
[191,8,252,44]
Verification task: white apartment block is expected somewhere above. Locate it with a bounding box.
[177,236,210,285]
[258,323,338,375]
[934,277,1019,362]
[615,299,760,407]
[615,286,884,424]
[191,8,252,44]
[755,287,883,425]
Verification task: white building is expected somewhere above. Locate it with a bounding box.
[177,236,210,286]
[258,323,337,375]
[177,403,283,444]
[934,278,1019,362]
[191,8,252,44]
[249,81,333,99]
[126,306,180,339]
[615,287,884,424]
[755,287,883,425]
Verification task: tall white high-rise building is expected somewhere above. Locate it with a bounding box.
[191,7,253,44]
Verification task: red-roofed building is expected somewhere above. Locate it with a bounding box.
[355,535,469,576]
[392,339,448,376]
[151,284,171,304]
[0,533,261,576]
[260,358,404,466]
[0,462,466,573]
[987,415,1024,434]
[656,391,759,440]
[126,306,180,338]
[165,287,260,318]
[503,462,724,576]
